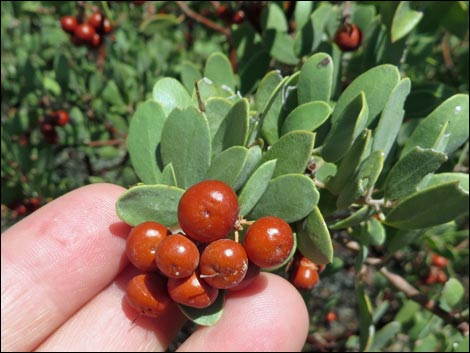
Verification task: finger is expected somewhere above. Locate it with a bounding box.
[177,272,309,352]
[36,266,187,352]
[1,184,130,352]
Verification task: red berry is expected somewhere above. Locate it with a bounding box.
[102,19,112,34]
[167,271,219,308]
[74,23,96,43]
[178,180,239,243]
[334,23,362,52]
[43,129,59,144]
[90,33,102,48]
[40,122,54,134]
[233,10,245,24]
[199,239,248,289]
[436,270,448,283]
[61,16,78,34]
[125,273,172,318]
[228,261,260,291]
[216,5,234,23]
[325,311,337,323]
[126,221,169,272]
[15,204,28,216]
[243,216,294,268]
[155,234,200,278]
[431,253,448,268]
[88,12,103,30]
[290,256,320,290]
[54,110,69,126]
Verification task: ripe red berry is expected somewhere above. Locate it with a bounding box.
[102,18,112,34]
[40,122,54,134]
[334,23,362,52]
[243,216,294,268]
[233,10,245,24]
[155,234,200,278]
[290,256,320,290]
[125,273,172,318]
[61,16,78,34]
[199,239,248,289]
[54,110,69,126]
[90,33,102,48]
[431,253,448,268]
[325,311,337,323]
[88,12,103,30]
[228,261,260,291]
[15,204,28,216]
[167,271,219,308]
[126,221,169,272]
[74,23,96,43]
[178,180,239,243]
[216,5,235,23]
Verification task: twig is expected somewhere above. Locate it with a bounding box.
[87,139,125,147]
[379,267,468,333]
[441,32,454,70]
[175,1,230,37]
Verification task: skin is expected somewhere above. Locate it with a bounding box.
[1,183,309,352]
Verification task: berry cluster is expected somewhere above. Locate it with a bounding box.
[7,197,41,217]
[39,110,69,144]
[424,253,448,284]
[60,12,112,48]
[124,180,294,318]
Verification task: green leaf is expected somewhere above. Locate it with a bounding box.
[384,147,448,200]
[402,94,469,157]
[178,291,225,326]
[139,13,181,34]
[391,2,423,43]
[370,321,401,351]
[262,30,300,65]
[372,78,411,158]
[239,160,277,216]
[260,131,315,177]
[160,106,211,189]
[385,181,470,230]
[152,77,192,116]
[239,50,271,94]
[161,163,177,187]
[212,99,249,157]
[332,65,401,126]
[330,206,375,230]
[455,337,469,353]
[310,4,334,51]
[205,98,233,139]
[395,300,420,323]
[180,61,202,94]
[127,101,166,184]
[257,71,283,146]
[54,54,69,92]
[418,173,469,193]
[294,1,315,29]
[248,174,319,223]
[441,278,465,308]
[206,146,248,188]
[204,52,236,91]
[116,185,184,227]
[327,129,372,195]
[297,206,333,264]
[43,76,61,96]
[281,101,332,135]
[322,92,369,162]
[357,283,374,352]
[261,2,288,32]
[367,218,386,246]
[233,146,263,191]
[297,53,334,104]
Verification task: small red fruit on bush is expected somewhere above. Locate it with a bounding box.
[243,216,294,268]
[199,239,248,289]
[155,234,200,278]
[126,221,169,271]
[334,23,362,52]
[167,271,219,308]
[61,16,78,33]
[233,10,246,24]
[88,12,103,30]
[74,23,96,43]
[431,253,448,268]
[228,261,260,291]
[290,256,320,290]
[102,19,112,34]
[54,110,69,126]
[325,311,337,323]
[125,273,172,318]
[178,180,239,243]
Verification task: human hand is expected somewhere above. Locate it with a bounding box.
[1,184,309,351]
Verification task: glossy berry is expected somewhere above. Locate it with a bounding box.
[74,23,96,43]
[155,234,199,278]
[325,311,337,323]
[90,33,102,48]
[233,10,245,24]
[126,221,169,271]
[199,239,248,289]
[102,19,112,34]
[290,256,320,290]
[125,273,172,318]
[334,23,362,52]
[61,16,78,33]
[243,216,294,268]
[178,180,239,243]
[167,271,219,308]
[431,253,448,268]
[88,12,103,30]
[54,110,69,126]
[228,261,260,291]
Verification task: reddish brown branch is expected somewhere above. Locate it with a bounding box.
[175,1,230,37]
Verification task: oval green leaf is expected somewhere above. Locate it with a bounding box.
[297,53,334,104]
[262,30,299,65]
[161,163,177,187]
[152,77,191,116]
[232,146,263,191]
[180,61,202,94]
[238,159,277,216]
[322,92,369,162]
[385,181,469,230]
[178,291,225,326]
[281,101,332,135]
[248,174,319,223]
[391,2,423,43]
[206,146,248,188]
[440,278,464,308]
[384,147,448,200]
[330,206,375,230]
[297,206,333,264]
[257,71,283,146]
[116,184,185,227]
[160,106,211,189]
[261,2,288,32]
[205,97,233,139]
[204,52,236,91]
[418,172,469,193]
